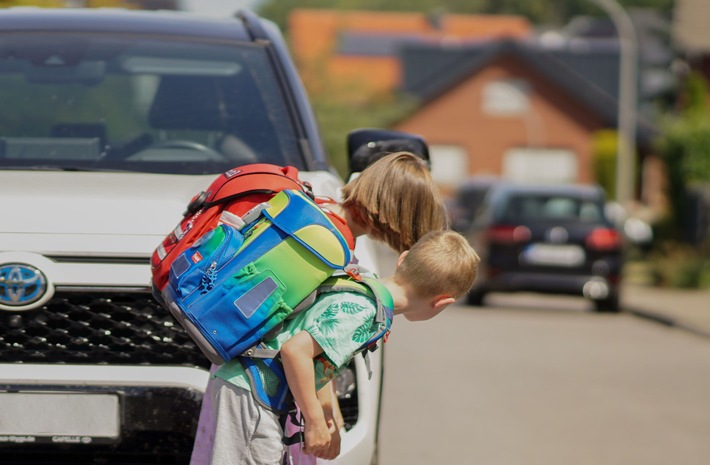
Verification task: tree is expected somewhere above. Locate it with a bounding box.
[656,72,710,242]
[591,129,618,200]
[256,0,673,31]
[310,84,418,178]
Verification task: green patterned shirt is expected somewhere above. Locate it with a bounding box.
[215,291,381,393]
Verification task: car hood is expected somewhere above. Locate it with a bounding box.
[1,171,210,234]
[0,170,343,256]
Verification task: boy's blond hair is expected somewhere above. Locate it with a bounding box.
[395,230,480,300]
[340,152,448,253]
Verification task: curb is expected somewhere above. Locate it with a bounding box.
[626,307,710,339]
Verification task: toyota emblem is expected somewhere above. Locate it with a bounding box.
[0,263,48,308]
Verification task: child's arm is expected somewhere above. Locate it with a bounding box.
[281,330,338,460]
[317,382,345,429]
[316,382,342,457]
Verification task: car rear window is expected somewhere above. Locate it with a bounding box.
[0,33,303,174]
[499,194,604,222]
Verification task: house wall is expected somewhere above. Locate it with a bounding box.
[394,54,606,188]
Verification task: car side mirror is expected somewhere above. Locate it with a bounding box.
[346,128,430,178]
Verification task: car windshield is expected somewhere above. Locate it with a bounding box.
[0,33,303,174]
[499,193,604,222]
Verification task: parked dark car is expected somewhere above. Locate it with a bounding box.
[449,175,500,232]
[464,183,623,312]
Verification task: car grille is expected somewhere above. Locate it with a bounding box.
[0,292,209,367]
[0,291,360,427]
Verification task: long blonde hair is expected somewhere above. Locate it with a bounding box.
[340,152,448,252]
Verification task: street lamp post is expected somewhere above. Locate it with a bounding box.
[590,0,638,207]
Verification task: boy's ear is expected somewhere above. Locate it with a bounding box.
[396,250,409,268]
[432,295,455,311]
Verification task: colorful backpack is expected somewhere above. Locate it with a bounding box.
[240,274,395,414]
[150,163,354,296]
[161,189,354,366]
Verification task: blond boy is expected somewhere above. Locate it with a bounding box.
[209,230,480,464]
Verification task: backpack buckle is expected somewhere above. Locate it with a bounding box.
[241,202,270,225]
[302,181,314,199]
[345,264,362,281]
[184,191,209,217]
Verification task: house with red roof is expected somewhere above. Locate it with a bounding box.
[392,39,658,192]
[288,9,532,98]
[289,8,665,212]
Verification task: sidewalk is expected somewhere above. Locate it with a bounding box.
[623,283,710,338]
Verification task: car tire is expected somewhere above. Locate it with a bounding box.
[467,289,486,306]
[593,292,620,313]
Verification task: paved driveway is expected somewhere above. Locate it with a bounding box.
[379,293,710,465]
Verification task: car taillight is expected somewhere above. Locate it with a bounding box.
[487,225,531,244]
[586,228,621,251]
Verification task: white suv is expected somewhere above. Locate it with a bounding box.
[0,8,403,464]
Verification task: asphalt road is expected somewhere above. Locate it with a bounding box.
[378,293,710,465]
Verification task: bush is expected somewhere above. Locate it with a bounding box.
[655,72,710,241]
[648,242,710,289]
[591,129,618,200]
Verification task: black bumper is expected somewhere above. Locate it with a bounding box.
[0,384,202,465]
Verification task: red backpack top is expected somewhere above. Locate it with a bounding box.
[150,163,355,293]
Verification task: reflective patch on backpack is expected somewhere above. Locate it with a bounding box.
[171,254,191,279]
[234,276,278,319]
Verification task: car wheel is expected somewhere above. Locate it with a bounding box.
[467,289,486,306]
[594,292,620,313]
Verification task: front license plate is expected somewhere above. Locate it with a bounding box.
[521,244,585,267]
[0,392,120,444]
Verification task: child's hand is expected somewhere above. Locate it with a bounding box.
[323,418,342,459]
[303,420,340,459]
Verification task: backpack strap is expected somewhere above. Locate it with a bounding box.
[240,355,293,414]
[316,275,394,334]
[302,274,394,380]
[313,197,355,251]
